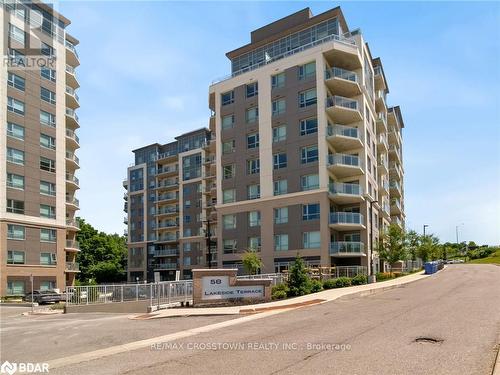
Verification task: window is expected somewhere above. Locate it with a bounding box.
[40,229,56,242]
[302,203,320,220]
[40,181,56,196]
[221,114,234,130]
[298,62,316,79]
[247,133,259,149]
[7,224,25,240]
[274,234,289,251]
[274,207,288,224]
[40,204,56,219]
[41,87,56,104]
[299,88,317,108]
[272,125,286,143]
[223,214,236,230]
[183,228,192,237]
[8,48,25,65]
[184,215,191,224]
[8,72,25,91]
[222,189,235,203]
[247,159,260,175]
[40,281,56,291]
[223,239,237,254]
[301,145,318,164]
[184,200,191,209]
[41,68,56,82]
[246,82,258,98]
[9,24,25,45]
[274,180,288,196]
[301,174,319,191]
[273,153,287,169]
[248,211,261,227]
[40,110,55,127]
[247,184,260,200]
[40,157,56,173]
[7,122,24,140]
[40,134,56,150]
[303,231,321,249]
[7,97,24,115]
[40,252,56,265]
[7,173,24,190]
[7,148,24,165]
[271,72,285,88]
[248,236,261,251]
[221,91,234,106]
[7,250,25,264]
[223,164,235,179]
[7,281,24,295]
[272,98,286,116]
[7,199,24,214]
[245,107,258,123]
[222,140,235,154]
[41,42,54,57]
[300,118,318,135]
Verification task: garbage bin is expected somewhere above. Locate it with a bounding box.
[424,262,436,275]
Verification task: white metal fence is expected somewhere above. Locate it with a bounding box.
[237,273,287,286]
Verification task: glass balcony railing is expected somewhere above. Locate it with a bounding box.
[330,212,364,225]
[157,165,178,175]
[326,95,359,110]
[158,234,179,242]
[65,262,80,271]
[328,153,362,168]
[65,86,79,102]
[65,41,79,58]
[155,249,179,257]
[325,67,358,82]
[66,129,80,144]
[66,151,80,165]
[157,206,179,215]
[390,180,401,191]
[156,193,178,201]
[65,108,79,123]
[326,124,362,140]
[66,173,79,186]
[66,219,80,229]
[374,66,382,76]
[330,241,365,255]
[66,196,79,207]
[329,182,363,196]
[65,240,80,250]
[158,221,179,228]
[155,263,177,270]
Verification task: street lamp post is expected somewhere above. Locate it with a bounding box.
[368,199,378,284]
[203,219,213,269]
[423,224,429,237]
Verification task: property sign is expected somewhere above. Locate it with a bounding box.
[201,276,264,300]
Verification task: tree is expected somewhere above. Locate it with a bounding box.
[287,255,311,297]
[417,234,441,262]
[377,224,407,275]
[241,249,262,275]
[406,230,420,261]
[76,218,127,283]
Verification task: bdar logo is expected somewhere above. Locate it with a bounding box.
[0,361,17,375]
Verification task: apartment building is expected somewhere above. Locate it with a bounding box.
[208,7,405,275]
[0,1,81,296]
[124,129,216,282]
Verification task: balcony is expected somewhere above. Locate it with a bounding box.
[65,240,80,252]
[65,261,80,272]
[327,153,364,178]
[65,129,80,149]
[330,242,366,257]
[326,124,363,151]
[66,219,80,231]
[156,193,178,203]
[155,206,179,217]
[374,65,387,91]
[66,196,80,209]
[390,199,402,215]
[382,202,391,218]
[202,137,216,150]
[329,182,364,204]
[158,221,179,229]
[156,180,178,191]
[329,212,365,231]
[155,150,178,161]
[388,130,403,147]
[389,145,402,163]
[156,234,179,243]
[65,151,80,169]
[391,216,403,228]
[154,263,177,271]
[377,134,389,153]
[376,112,388,133]
[65,108,79,129]
[203,155,215,164]
[123,216,128,224]
[378,156,389,175]
[65,40,80,67]
[65,64,79,89]
[65,86,79,109]
[156,165,178,176]
[324,67,361,97]
[390,180,402,197]
[389,162,402,179]
[375,90,387,112]
[154,249,179,257]
[66,173,80,189]
[203,183,217,194]
[326,96,362,124]
[379,178,389,196]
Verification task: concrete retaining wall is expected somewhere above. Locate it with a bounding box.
[64,300,150,314]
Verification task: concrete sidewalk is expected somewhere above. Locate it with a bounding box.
[133,270,431,320]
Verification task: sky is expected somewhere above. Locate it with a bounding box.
[56,1,500,245]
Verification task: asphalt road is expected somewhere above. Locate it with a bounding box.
[2,264,500,375]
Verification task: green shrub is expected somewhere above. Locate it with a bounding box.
[271,284,289,300]
[332,277,352,288]
[351,274,367,285]
[323,279,336,289]
[310,279,323,293]
[376,272,395,281]
[287,256,312,297]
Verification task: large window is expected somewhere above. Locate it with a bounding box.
[221,114,234,130]
[248,211,261,227]
[40,252,57,265]
[41,68,56,82]
[41,87,56,104]
[272,125,287,143]
[247,184,260,200]
[303,231,321,249]
[248,236,261,251]
[40,110,56,127]
[7,173,24,190]
[274,207,288,224]
[274,234,289,251]
[274,179,288,196]
[301,145,318,164]
[245,107,258,123]
[40,134,56,150]
[40,181,56,196]
[298,88,317,108]
[247,159,260,175]
[40,157,56,172]
[271,72,285,88]
[9,24,25,45]
[7,122,24,140]
[298,62,316,80]
[7,199,24,214]
[7,250,25,264]
[7,224,25,240]
[40,281,56,291]
[40,204,56,219]
[300,118,318,135]
[272,98,286,116]
[301,174,319,191]
[223,164,235,179]
[222,189,236,203]
[223,214,236,230]
[273,153,287,169]
[223,239,237,254]
[221,91,234,106]
[247,133,259,149]
[182,153,202,180]
[7,72,25,91]
[7,281,24,295]
[246,82,258,98]
[7,97,24,115]
[302,203,320,220]
[7,148,24,165]
[222,140,235,154]
[40,228,57,242]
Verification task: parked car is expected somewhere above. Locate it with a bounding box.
[24,290,62,304]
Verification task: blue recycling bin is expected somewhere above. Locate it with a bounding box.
[424,262,437,274]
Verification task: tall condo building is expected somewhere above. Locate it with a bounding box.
[124,129,216,282]
[0,1,81,296]
[208,7,405,275]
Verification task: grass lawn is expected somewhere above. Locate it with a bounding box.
[467,249,500,264]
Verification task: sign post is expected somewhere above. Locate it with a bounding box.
[30,274,34,313]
